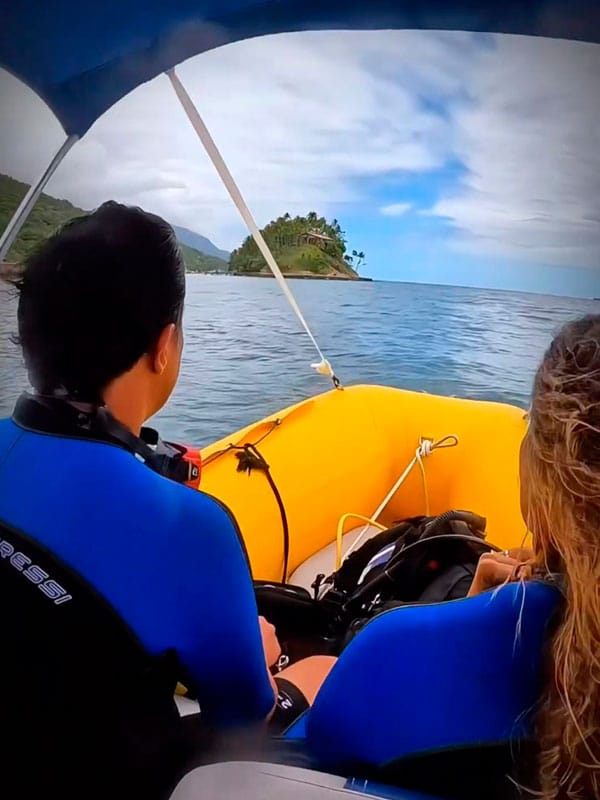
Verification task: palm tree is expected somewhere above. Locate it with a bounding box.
[349,249,366,273]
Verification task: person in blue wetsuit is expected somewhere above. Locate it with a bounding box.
[461,315,600,799]
[0,202,334,733]
[286,317,598,800]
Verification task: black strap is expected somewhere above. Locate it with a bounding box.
[236,443,290,584]
[97,409,193,483]
[413,563,477,603]
[12,393,194,484]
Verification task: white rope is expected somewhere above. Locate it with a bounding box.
[166,68,340,388]
[342,434,459,562]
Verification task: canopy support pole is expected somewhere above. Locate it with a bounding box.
[166,68,341,389]
[0,134,78,263]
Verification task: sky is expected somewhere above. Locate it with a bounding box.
[1,30,599,298]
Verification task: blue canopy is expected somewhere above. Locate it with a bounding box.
[3,0,600,136]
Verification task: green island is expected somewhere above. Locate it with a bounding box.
[230,212,365,280]
[0,174,228,276]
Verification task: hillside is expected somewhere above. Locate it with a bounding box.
[173,225,230,262]
[0,174,228,273]
[229,212,361,279]
[0,174,85,264]
[178,242,228,273]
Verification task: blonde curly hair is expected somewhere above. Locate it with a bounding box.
[521,313,600,799]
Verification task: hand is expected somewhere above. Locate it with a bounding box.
[258,616,281,668]
[467,548,534,597]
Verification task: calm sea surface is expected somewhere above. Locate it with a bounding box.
[1,276,597,445]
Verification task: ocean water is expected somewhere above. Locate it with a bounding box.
[1,276,597,445]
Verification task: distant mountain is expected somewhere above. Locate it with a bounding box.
[0,174,228,274]
[172,225,230,262]
[178,243,228,274]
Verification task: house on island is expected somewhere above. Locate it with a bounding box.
[274,229,335,251]
[299,229,334,248]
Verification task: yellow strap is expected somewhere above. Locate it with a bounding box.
[336,513,387,570]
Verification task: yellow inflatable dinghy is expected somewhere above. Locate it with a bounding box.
[200,384,529,583]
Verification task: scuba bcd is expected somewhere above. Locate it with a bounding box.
[331,510,501,647]
[334,510,490,599]
[255,510,502,657]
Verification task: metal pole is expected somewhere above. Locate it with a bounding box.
[0,134,78,263]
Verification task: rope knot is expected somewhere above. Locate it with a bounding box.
[235,444,268,474]
[418,438,434,458]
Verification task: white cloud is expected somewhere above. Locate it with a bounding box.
[0,30,598,272]
[381,202,412,216]
[0,31,477,249]
[429,36,600,270]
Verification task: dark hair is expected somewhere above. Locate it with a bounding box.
[15,201,185,402]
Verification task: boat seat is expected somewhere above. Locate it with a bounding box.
[290,581,560,799]
[289,524,381,591]
[0,518,200,800]
[169,761,442,800]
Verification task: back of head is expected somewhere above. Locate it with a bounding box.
[522,313,600,800]
[15,201,185,403]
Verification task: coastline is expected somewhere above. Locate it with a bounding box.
[1,262,373,283]
[229,271,372,282]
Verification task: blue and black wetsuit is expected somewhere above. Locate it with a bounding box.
[0,394,274,727]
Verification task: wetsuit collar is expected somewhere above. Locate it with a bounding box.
[12,393,198,486]
[12,393,116,444]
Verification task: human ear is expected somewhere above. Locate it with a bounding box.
[152,323,176,375]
